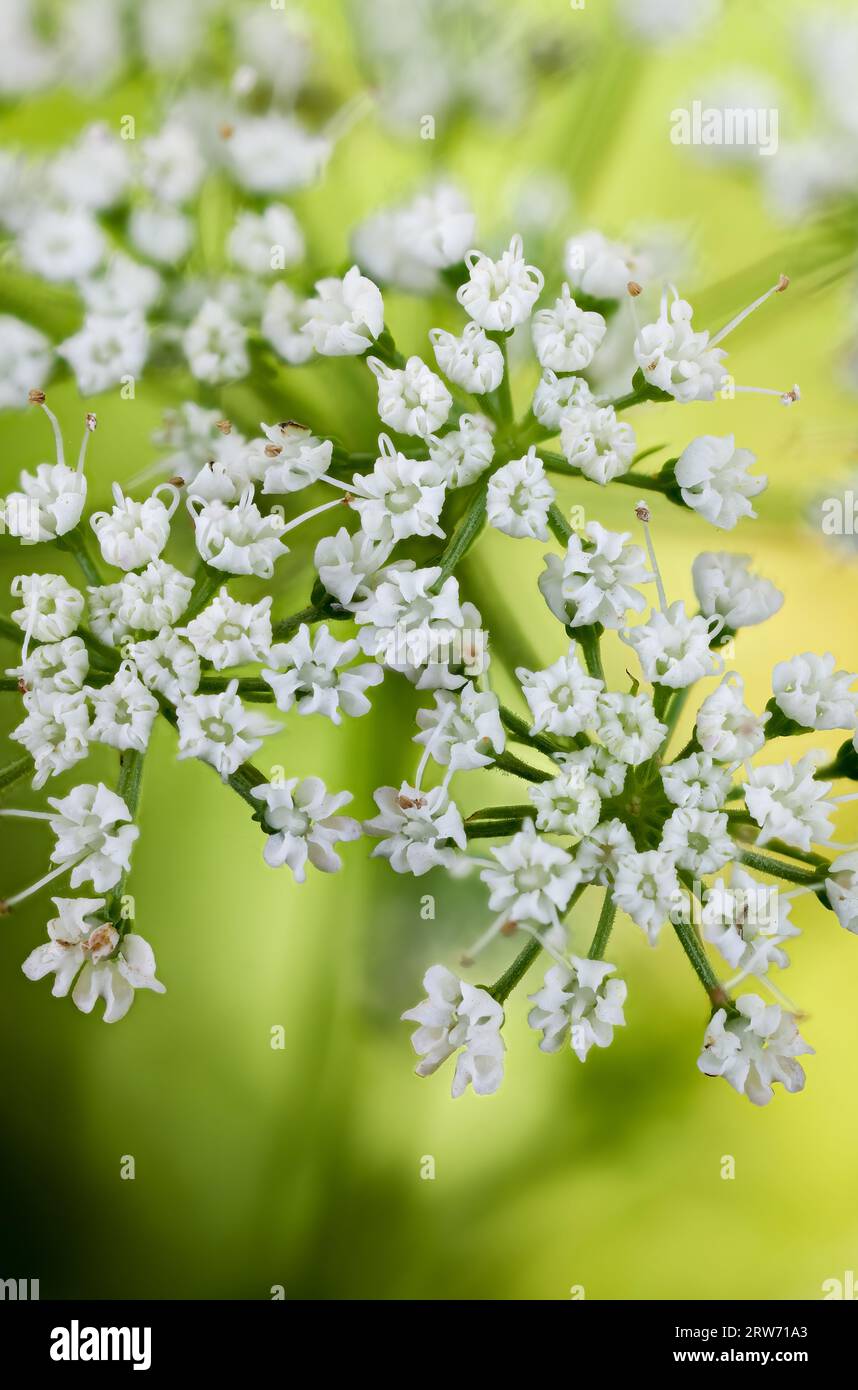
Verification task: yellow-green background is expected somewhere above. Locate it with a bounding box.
[1,0,857,1299]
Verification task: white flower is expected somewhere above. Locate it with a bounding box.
[457,234,543,331]
[414,683,505,772]
[90,482,178,572]
[22,897,164,1022]
[634,290,727,403]
[86,582,127,646]
[661,751,732,810]
[88,662,158,753]
[563,230,638,302]
[11,573,83,645]
[532,284,606,372]
[313,527,395,606]
[596,692,668,765]
[139,121,204,204]
[611,849,682,944]
[744,754,834,851]
[263,623,382,723]
[619,0,720,46]
[352,183,475,292]
[692,551,784,629]
[487,448,554,540]
[660,806,734,875]
[430,323,504,394]
[365,783,467,875]
[252,778,360,880]
[772,653,858,731]
[183,299,249,385]
[59,313,149,397]
[701,866,800,974]
[48,782,139,892]
[128,628,200,704]
[258,422,333,494]
[176,680,280,779]
[350,436,446,543]
[575,819,636,884]
[695,673,768,761]
[825,853,858,934]
[227,204,304,275]
[539,522,651,628]
[261,283,314,364]
[623,600,722,689]
[7,636,88,695]
[47,123,129,209]
[354,566,480,690]
[428,414,495,489]
[128,203,192,265]
[402,964,505,1098]
[226,114,329,195]
[560,403,636,485]
[698,994,813,1106]
[11,689,90,788]
[183,591,272,670]
[367,354,452,438]
[0,315,51,409]
[116,560,194,632]
[480,819,580,925]
[19,207,104,282]
[517,648,603,737]
[188,486,288,579]
[528,957,627,1059]
[532,369,594,432]
[529,767,602,838]
[555,744,627,799]
[303,265,384,356]
[5,460,87,541]
[674,435,766,529]
[80,255,161,317]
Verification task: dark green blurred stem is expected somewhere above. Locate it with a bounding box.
[588,893,617,960]
[663,687,690,747]
[430,477,489,589]
[675,874,728,1007]
[56,525,103,587]
[547,502,573,546]
[488,936,543,1004]
[466,816,534,839]
[156,699,269,815]
[498,705,567,758]
[493,749,553,784]
[576,625,605,682]
[0,753,34,794]
[272,602,330,642]
[466,803,534,822]
[107,747,146,929]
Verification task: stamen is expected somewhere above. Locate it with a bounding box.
[415,701,455,790]
[30,390,65,469]
[2,858,74,910]
[0,809,55,820]
[280,496,351,536]
[77,413,97,473]
[709,274,789,347]
[635,501,668,613]
[318,473,370,499]
[460,909,515,966]
[733,384,800,405]
[518,920,569,971]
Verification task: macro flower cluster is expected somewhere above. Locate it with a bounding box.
[2,159,857,1108]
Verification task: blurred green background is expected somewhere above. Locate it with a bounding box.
[1,0,858,1300]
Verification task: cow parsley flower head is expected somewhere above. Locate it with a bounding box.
[4,400,93,541]
[563,229,638,301]
[660,807,735,875]
[457,234,544,332]
[428,414,495,489]
[88,662,159,753]
[47,782,139,892]
[367,354,452,438]
[365,783,467,876]
[227,204,304,274]
[303,265,384,356]
[350,436,446,543]
[531,283,606,372]
[59,313,149,396]
[695,673,768,761]
[698,994,813,1106]
[529,768,602,839]
[487,448,554,540]
[528,957,627,1059]
[539,522,651,628]
[252,778,361,880]
[183,590,273,670]
[188,486,288,578]
[176,681,280,780]
[429,323,504,394]
[611,848,682,945]
[596,692,668,765]
[128,628,200,704]
[772,653,858,731]
[560,402,636,485]
[0,316,52,409]
[402,965,505,1098]
[576,818,637,885]
[744,754,834,851]
[517,648,603,737]
[313,527,395,607]
[262,623,383,723]
[480,819,581,926]
[692,551,784,629]
[183,299,249,385]
[674,435,766,529]
[622,600,722,689]
[90,482,179,572]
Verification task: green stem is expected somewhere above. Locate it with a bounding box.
[466,803,534,822]
[431,477,489,589]
[487,936,543,1004]
[466,816,533,839]
[675,875,728,1006]
[738,850,827,887]
[487,333,514,426]
[185,563,225,622]
[272,602,330,643]
[0,753,34,794]
[588,893,617,960]
[492,749,553,784]
[107,748,146,927]
[547,502,573,546]
[576,625,605,682]
[56,525,103,587]
[498,705,565,759]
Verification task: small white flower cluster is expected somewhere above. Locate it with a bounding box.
[0,214,850,1126]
